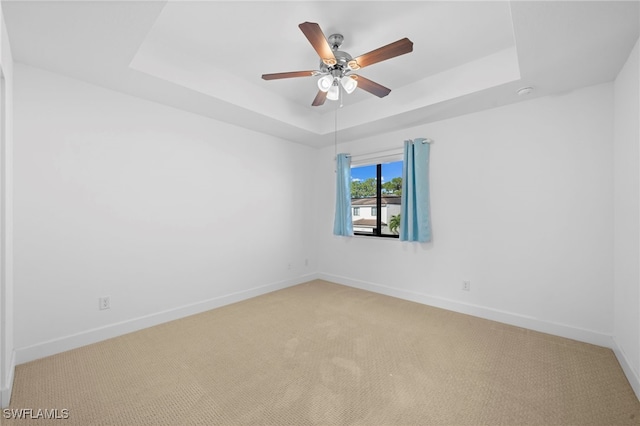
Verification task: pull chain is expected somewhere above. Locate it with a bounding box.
[334,101,338,162]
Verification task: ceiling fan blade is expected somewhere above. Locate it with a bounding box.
[312,90,327,106]
[262,71,316,80]
[349,38,413,69]
[299,22,337,66]
[353,75,391,98]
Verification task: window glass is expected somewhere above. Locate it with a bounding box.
[381,161,402,236]
[351,160,402,237]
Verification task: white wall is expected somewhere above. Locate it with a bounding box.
[317,83,615,346]
[13,64,317,363]
[613,38,640,398]
[0,4,15,408]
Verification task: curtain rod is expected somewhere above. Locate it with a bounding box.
[342,138,434,159]
[344,149,397,159]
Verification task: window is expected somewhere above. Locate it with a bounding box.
[351,160,402,238]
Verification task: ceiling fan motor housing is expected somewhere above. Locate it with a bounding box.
[319,34,354,79]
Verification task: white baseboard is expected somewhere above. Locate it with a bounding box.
[16,274,319,365]
[1,350,15,408]
[319,273,614,348]
[612,339,640,400]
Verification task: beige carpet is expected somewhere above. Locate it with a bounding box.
[4,280,640,425]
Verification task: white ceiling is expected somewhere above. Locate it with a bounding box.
[3,1,639,148]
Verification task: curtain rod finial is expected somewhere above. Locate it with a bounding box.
[409,138,434,144]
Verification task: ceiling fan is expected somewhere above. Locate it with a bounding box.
[261,22,413,106]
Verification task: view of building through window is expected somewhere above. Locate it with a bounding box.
[351,160,402,237]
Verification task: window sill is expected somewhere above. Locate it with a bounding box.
[352,233,400,240]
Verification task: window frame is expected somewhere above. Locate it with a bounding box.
[352,162,400,239]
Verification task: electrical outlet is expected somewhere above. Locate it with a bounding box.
[462,281,471,291]
[99,296,110,310]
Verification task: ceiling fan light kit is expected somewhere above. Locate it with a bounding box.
[327,83,340,101]
[317,74,333,92]
[340,75,358,94]
[262,22,413,106]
